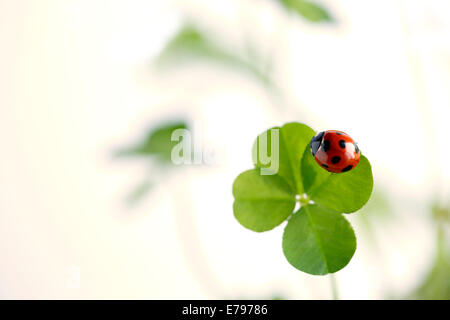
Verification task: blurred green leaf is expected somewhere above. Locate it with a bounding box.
[357,189,391,219]
[156,25,270,85]
[354,189,392,250]
[157,25,225,63]
[233,169,296,232]
[278,0,333,22]
[409,257,450,300]
[282,205,356,275]
[305,155,373,213]
[252,122,316,194]
[125,180,153,207]
[432,204,450,223]
[116,121,187,163]
[406,225,450,299]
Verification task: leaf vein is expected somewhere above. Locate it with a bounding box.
[305,206,330,273]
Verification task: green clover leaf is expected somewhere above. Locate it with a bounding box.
[252,122,316,194]
[282,205,356,275]
[233,122,373,275]
[233,169,296,232]
[301,147,374,213]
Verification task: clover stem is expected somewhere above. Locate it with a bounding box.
[329,273,339,300]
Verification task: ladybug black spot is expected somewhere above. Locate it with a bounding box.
[342,165,353,172]
[323,140,331,152]
[354,143,360,154]
[331,156,341,164]
[339,140,346,149]
[322,163,329,168]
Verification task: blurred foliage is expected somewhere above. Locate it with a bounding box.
[406,204,450,299]
[277,0,333,22]
[357,189,391,219]
[116,121,188,164]
[156,25,271,85]
[407,229,450,298]
[355,190,392,248]
[125,180,153,207]
[432,203,450,223]
[116,121,188,207]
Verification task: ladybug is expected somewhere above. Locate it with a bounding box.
[310,130,360,173]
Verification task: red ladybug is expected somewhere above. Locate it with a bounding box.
[310,130,360,173]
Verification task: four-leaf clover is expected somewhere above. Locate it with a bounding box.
[232,122,373,275]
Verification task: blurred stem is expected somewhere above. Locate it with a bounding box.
[330,273,339,300]
[436,223,445,262]
[172,169,223,297]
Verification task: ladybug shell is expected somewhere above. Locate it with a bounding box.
[310,130,360,173]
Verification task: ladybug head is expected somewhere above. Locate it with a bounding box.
[310,131,324,156]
